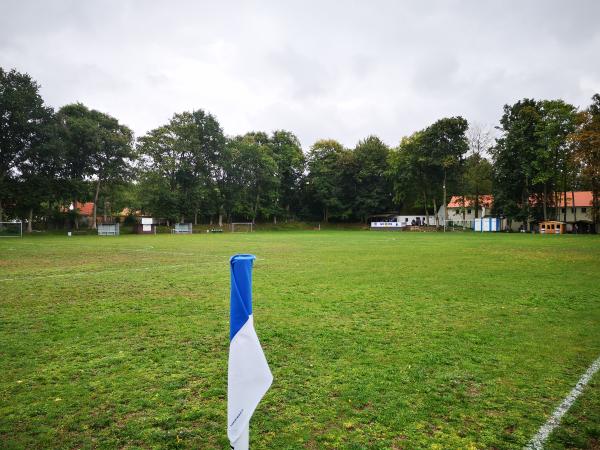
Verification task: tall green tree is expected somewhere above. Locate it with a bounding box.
[56,103,134,228]
[305,139,347,222]
[269,130,304,222]
[168,112,210,223]
[569,94,600,232]
[389,118,468,224]
[0,67,52,221]
[56,104,98,219]
[137,109,225,224]
[492,99,542,227]
[16,116,64,231]
[137,123,182,223]
[352,136,391,222]
[387,133,424,213]
[493,98,578,227]
[421,117,469,225]
[534,100,577,220]
[224,134,279,223]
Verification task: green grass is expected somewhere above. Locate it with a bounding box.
[0,231,599,449]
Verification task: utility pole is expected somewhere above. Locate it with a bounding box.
[443,180,447,232]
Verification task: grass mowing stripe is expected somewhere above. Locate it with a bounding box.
[524,355,600,450]
[0,261,222,282]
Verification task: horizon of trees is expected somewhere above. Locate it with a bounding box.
[1,67,599,231]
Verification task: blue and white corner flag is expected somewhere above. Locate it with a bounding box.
[228,254,273,450]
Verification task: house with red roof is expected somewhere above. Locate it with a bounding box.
[551,191,595,231]
[444,195,494,223]
[74,202,95,217]
[443,191,595,232]
[60,202,98,227]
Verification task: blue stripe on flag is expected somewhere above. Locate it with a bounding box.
[230,254,255,340]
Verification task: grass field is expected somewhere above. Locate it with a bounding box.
[1,231,599,449]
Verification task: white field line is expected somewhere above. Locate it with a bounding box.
[524,355,600,450]
[0,254,261,282]
[0,263,199,282]
[2,244,198,257]
[1,242,210,257]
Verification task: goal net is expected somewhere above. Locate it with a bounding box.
[230,222,254,232]
[0,221,23,238]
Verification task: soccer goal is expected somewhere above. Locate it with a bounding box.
[0,221,23,238]
[230,222,254,232]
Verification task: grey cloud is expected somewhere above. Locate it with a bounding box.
[1,0,599,149]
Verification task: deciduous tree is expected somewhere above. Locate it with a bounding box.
[569,94,600,232]
[305,139,347,222]
[0,68,52,222]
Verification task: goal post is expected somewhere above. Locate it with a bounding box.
[0,221,23,238]
[230,222,254,232]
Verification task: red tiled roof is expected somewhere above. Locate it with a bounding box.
[556,191,593,207]
[448,195,493,208]
[447,191,593,208]
[75,202,94,216]
[60,202,95,215]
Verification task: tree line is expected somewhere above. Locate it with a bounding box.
[1,67,599,231]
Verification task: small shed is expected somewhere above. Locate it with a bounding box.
[135,217,157,234]
[540,221,565,235]
[473,217,500,232]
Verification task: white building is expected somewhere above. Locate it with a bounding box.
[440,195,494,227]
[517,191,596,232]
[441,192,596,232]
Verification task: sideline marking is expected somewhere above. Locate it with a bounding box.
[524,355,600,450]
[0,263,196,282]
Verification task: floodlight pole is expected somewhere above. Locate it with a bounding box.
[443,182,447,232]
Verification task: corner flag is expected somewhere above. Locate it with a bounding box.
[228,254,273,450]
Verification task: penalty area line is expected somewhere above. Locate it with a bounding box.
[524,354,600,450]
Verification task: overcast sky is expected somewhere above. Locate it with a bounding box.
[1,0,599,149]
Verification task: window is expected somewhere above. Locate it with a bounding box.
[467,209,471,214]
[581,207,587,213]
[561,208,565,213]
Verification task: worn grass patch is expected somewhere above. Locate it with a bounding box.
[0,231,599,449]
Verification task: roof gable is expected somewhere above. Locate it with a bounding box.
[448,195,493,208]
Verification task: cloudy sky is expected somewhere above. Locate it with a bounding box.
[1,0,599,148]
